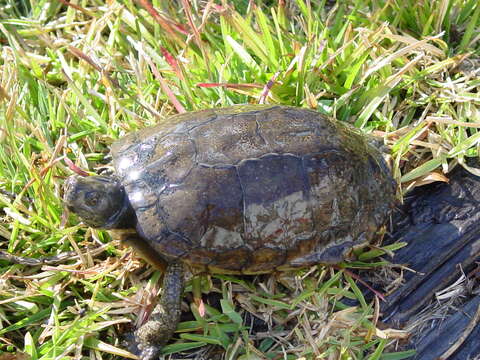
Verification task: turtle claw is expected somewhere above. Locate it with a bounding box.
[138,345,161,360]
[123,332,161,360]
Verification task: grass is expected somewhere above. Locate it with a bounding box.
[0,0,479,359]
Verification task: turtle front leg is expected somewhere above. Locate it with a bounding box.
[132,262,184,360]
[115,229,169,272]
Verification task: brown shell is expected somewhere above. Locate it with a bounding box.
[111,105,396,274]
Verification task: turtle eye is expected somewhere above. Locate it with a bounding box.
[85,191,100,207]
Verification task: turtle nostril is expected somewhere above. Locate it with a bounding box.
[64,176,80,203]
[65,176,78,189]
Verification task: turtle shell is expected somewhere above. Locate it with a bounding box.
[111,105,396,274]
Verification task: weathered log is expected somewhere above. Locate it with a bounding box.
[414,296,480,360]
[382,165,480,359]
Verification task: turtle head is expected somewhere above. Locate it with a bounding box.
[64,175,134,229]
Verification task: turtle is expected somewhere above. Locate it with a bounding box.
[64,104,396,359]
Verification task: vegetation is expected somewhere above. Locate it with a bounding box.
[0,0,479,359]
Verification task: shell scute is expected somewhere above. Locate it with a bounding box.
[153,165,244,250]
[237,153,314,251]
[190,113,270,166]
